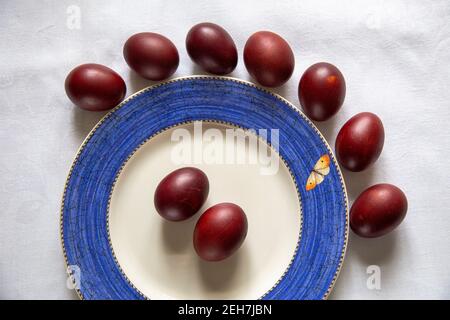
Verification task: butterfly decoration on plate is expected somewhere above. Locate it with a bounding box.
[306,154,331,191]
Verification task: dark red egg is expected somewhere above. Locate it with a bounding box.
[65,63,126,111]
[154,167,209,221]
[194,203,248,261]
[123,32,179,81]
[186,22,238,75]
[299,62,346,121]
[350,184,408,238]
[243,31,295,87]
[335,112,385,172]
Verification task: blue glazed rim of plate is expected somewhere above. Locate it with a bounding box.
[61,75,348,300]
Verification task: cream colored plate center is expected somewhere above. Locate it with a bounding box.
[109,122,301,299]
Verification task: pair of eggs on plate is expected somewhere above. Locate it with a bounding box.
[154,167,248,262]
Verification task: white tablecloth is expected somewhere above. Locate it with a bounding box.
[1,0,449,299]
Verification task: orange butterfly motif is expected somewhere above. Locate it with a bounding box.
[306,154,331,191]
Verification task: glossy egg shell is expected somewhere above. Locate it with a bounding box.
[335,112,385,172]
[65,63,126,111]
[194,203,248,261]
[154,167,209,221]
[186,22,238,75]
[299,62,346,121]
[243,31,295,87]
[123,32,179,81]
[350,184,408,238]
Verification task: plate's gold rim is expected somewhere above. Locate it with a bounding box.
[60,75,349,300]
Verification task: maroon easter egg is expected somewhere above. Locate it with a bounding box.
[65,63,126,111]
[244,31,295,87]
[350,184,408,238]
[124,32,179,80]
[154,167,209,221]
[336,112,385,172]
[194,203,248,261]
[299,62,346,121]
[186,22,238,75]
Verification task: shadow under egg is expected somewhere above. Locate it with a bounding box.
[197,244,249,292]
[349,230,399,266]
[71,107,108,141]
[160,218,198,253]
[342,165,377,203]
[128,70,159,93]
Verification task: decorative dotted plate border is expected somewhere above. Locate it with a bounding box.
[61,76,348,300]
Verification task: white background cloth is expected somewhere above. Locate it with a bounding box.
[1,0,449,299]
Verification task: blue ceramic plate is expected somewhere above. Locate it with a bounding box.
[61,76,348,300]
